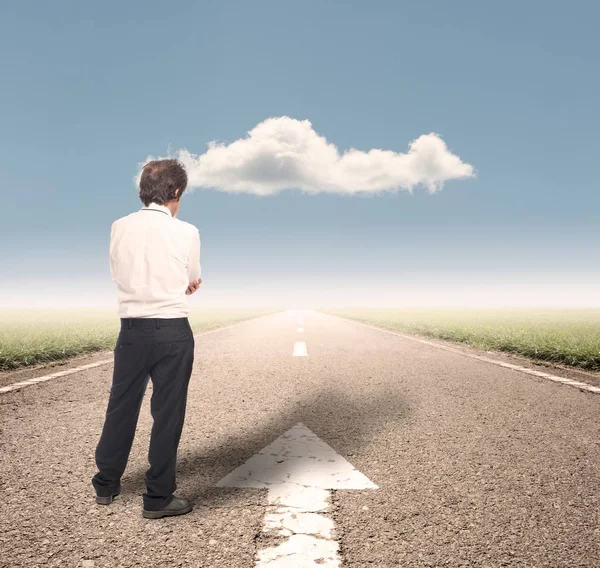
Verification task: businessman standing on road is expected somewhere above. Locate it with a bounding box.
[92,159,202,519]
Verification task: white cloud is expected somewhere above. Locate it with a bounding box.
[140,116,475,196]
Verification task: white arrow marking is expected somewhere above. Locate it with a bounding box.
[292,341,308,357]
[216,422,377,567]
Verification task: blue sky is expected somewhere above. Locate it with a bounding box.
[1,0,598,307]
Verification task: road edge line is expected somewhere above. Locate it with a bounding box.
[0,312,280,396]
[324,313,600,396]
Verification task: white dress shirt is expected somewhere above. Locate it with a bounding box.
[109,202,201,318]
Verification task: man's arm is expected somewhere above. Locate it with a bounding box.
[187,229,201,282]
[109,221,117,282]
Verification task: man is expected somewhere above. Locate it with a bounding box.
[92,158,202,519]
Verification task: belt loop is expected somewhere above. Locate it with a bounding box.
[128,319,132,329]
[156,319,160,329]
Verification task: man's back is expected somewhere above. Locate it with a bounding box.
[110,202,201,318]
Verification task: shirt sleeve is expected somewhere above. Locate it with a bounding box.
[109,222,117,282]
[187,229,201,281]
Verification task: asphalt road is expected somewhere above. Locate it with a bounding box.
[1,310,599,567]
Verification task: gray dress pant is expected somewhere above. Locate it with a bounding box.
[92,317,194,511]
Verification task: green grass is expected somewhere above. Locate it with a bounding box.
[321,308,600,371]
[0,308,280,371]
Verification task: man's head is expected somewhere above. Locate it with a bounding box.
[139,159,188,215]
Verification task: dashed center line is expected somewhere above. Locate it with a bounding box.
[297,327,304,333]
[292,341,308,357]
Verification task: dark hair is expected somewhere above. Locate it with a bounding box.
[139,159,188,206]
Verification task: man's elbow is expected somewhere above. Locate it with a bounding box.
[188,267,201,282]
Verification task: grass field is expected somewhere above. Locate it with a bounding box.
[321,308,600,371]
[0,308,280,371]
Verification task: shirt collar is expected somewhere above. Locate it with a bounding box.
[141,202,172,217]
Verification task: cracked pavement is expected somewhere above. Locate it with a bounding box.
[1,310,599,567]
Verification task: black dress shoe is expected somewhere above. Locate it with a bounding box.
[95,485,121,505]
[142,496,193,519]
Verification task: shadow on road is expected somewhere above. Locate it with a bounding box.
[125,383,410,507]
